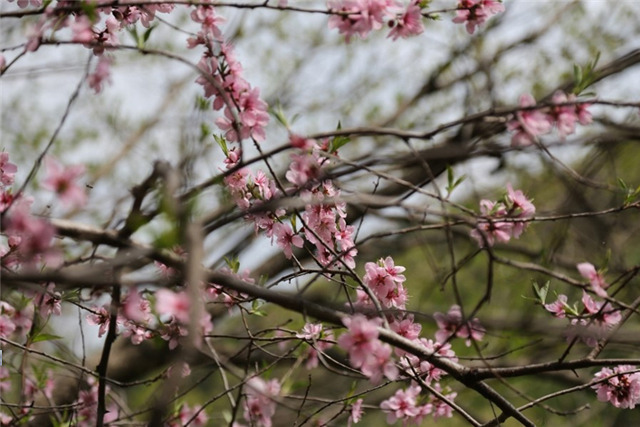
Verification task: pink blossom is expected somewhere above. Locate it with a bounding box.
[593,365,640,409]
[582,291,621,327]
[122,288,151,324]
[290,134,315,150]
[243,377,281,427]
[577,262,608,297]
[338,314,382,369]
[0,315,16,338]
[174,404,208,427]
[387,1,424,40]
[360,341,398,383]
[297,322,324,340]
[328,0,399,42]
[507,93,553,146]
[452,0,505,34]
[470,200,512,247]
[0,152,18,187]
[426,384,457,420]
[87,305,110,337]
[551,91,578,138]
[11,0,43,8]
[155,289,191,324]
[41,156,87,208]
[380,384,421,424]
[88,55,112,94]
[35,282,61,317]
[2,196,60,267]
[434,304,485,346]
[348,398,364,426]
[70,15,95,44]
[273,222,304,259]
[121,321,152,345]
[544,294,568,318]
[390,316,422,341]
[159,320,188,350]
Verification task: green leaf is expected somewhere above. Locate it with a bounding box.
[31,333,63,344]
[532,281,550,304]
[269,102,289,128]
[224,256,240,273]
[213,134,229,156]
[329,135,350,154]
[143,25,156,43]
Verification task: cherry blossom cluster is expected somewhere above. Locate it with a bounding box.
[14,1,176,94]
[543,263,620,347]
[296,322,335,369]
[452,0,504,34]
[2,154,86,268]
[334,256,483,424]
[221,134,357,269]
[434,304,485,346]
[168,403,209,427]
[87,283,214,351]
[241,376,282,427]
[327,0,425,42]
[507,91,593,147]
[190,5,270,143]
[470,183,535,248]
[380,382,457,424]
[592,365,640,409]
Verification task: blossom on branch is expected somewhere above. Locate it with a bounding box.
[593,365,640,409]
[577,262,609,297]
[452,0,505,34]
[41,156,87,208]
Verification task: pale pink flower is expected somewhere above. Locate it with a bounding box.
[434,304,485,346]
[159,320,188,350]
[35,282,61,317]
[122,288,151,324]
[155,289,191,324]
[70,15,95,44]
[452,0,505,34]
[593,365,640,409]
[380,384,421,424]
[244,377,280,427]
[544,294,568,318]
[387,1,424,40]
[338,314,382,368]
[11,0,43,8]
[0,152,17,187]
[470,200,512,247]
[297,322,324,340]
[507,93,552,146]
[88,55,112,94]
[577,262,608,297]
[582,291,621,327]
[328,0,398,42]
[273,222,304,259]
[551,91,578,138]
[2,197,59,267]
[348,398,364,426]
[426,384,457,420]
[174,403,208,427]
[360,341,398,383]
[121,321,152,345]
[390,316,422,341]
[87,305,110,337]
[0,315,16,338]
[41,156,87,208]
